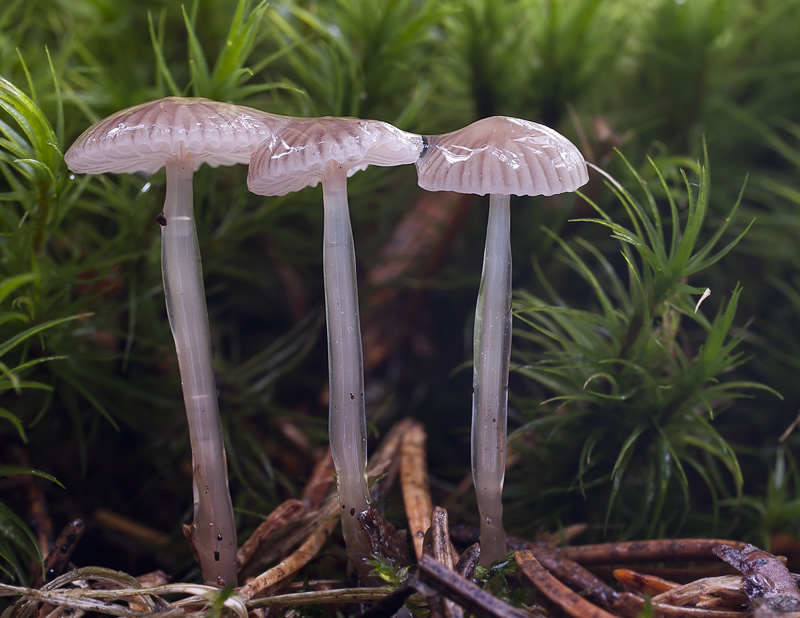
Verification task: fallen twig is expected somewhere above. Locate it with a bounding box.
[650,574,747,609]
[356,585,420,618]
[554,539,748,565]
[616,594,747,617]
[302,448,336,509]
[713,543,800,610]
[1,581,414,618]
[417,554,531,618]
[454,544,480,580]
[236,499,306,574]
[423,507,462,618]
[514,550,618,618]
[239,419,416,599]
[248,586,399,609]
[512,540,621,612]
[31,519,85,589]
[400,421,433,560]
[238,517,338,600]
[613,568,682,597]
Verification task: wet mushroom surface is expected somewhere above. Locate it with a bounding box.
[248,115,424,581]
[65,96,287,587]
[416,115,588,565]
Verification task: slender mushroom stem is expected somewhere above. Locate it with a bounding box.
[161,158,238,587]
[472,193,512,566]
[320,163,373,575]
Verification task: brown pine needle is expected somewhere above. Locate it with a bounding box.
[236,499,306,573]
[515,550,618,618]
[302,448,336,509]
[556,539,748,565]
[418,555,530,618]
[238,517,338,600]
[400,421,433,559]
[239,420,415,600]
[423,507,463,618]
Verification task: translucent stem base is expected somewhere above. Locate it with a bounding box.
[162,159,237,587]
[472,193,512,566]
[321,167,373,580]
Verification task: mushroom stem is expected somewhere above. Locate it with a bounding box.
[321,165,373,577]
[472,193,512,566]
[161,158,238,587]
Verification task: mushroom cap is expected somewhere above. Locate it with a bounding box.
[247,116,424,196]
[415,116,589,197]
[65,97,287,175]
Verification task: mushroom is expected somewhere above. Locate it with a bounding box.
[415,116,588,565]
[247,116,423,578]
[64,96,286,587]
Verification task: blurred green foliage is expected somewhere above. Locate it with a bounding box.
[509,154,778,538]
[0,0,799,593]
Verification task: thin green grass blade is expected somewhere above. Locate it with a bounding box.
[0,467,64,488]
[181,4,211,97]
[147,10,180,96]
[0,408,26,442]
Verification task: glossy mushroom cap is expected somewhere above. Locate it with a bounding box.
[65,97,287,175]
[247,116,425,196]
[416,116,589,196]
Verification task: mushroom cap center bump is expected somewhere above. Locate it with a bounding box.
[65,97,287,175]
[416,116,589,197]
[247,116,425,196]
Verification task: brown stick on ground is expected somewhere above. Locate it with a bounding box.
[238,419,415,600]
[515,550,619,618]
[613,568,681,597]
[511,539,621,611]
[31,519,85,589]
[302,448,336,510]
[454,544,481,580]
[555,539,749,565]
[239,517,339,600]
[614,593,748,617]
[594,565,737,585]
[418,554,531,618]
[713,543,800,607]
[649,574,748,610]
[400,421,433,560]
[429,508,456,569]
[357,585,419,618]
[423,507,463,618]
[237,500,306,574]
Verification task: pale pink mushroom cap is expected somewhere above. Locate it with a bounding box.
[247,116,425,196]
[416,116,589,197]
[65,97,287,175]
